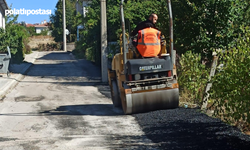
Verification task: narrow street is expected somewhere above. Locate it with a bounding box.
[0,52,157,150]
[0,51,249,150]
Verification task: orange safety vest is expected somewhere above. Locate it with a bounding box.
[136,28,161,57]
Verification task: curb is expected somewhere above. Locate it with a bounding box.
[0,52,39,99]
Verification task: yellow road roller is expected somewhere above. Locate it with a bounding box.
[108,0,179,114]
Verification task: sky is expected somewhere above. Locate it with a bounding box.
[5,0,59,24]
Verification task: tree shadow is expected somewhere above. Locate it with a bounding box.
[36,51,73,61]
[39,104,123,116]
[22,52,101,79]
[0,104,123,117]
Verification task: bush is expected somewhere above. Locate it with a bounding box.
[37,43,62,51]
[23,37,32,54]
[73,41,86,59]
[0,28,9,53]
[178,51,209,105]
[0,25,29,63]
[209,26,250,131]
[26,26,35,36]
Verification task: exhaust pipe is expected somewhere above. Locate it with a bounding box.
[167,0,175,69]
[120,0,127,76]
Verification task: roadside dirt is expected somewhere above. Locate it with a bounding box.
[28,36,56,49]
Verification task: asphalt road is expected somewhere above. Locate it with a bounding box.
[0,52,157,150]
[0,51,249,150]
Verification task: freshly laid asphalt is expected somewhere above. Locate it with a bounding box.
[133,108,250,150]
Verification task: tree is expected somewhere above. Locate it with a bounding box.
[50,0,80,42]
[26,26,36,36]
[0,13,31,63]
[76,0,163,64]
[171,0,250,60]
[75,0,250,64]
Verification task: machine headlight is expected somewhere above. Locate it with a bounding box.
[134,74,140,80]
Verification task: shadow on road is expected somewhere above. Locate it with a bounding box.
[15,52,111,99]
[0,104,123,116]
[36,51,73,61]
[29,52,111,97]
[30,52,101,78]
[40,104,124,116]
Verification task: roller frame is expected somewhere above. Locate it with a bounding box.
[107,0,179,114]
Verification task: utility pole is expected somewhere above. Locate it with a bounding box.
[63,0,67,51]
[101,0,108,82]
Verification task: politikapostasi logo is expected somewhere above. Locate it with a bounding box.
[5,8,52,16]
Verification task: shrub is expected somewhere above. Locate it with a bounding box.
[0,25,28,63]
[73,41,86,59]
[178,51,209,105]
[26,26,35,36]
[23,36,32,54]
[209,26,250,130]
[37,43,62,51]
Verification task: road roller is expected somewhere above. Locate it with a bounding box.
[108,0,179,114]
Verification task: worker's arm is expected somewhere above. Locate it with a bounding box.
[131,23,142,36]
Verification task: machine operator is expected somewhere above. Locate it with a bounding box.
[131,13,162,57]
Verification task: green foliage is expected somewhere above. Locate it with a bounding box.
[23,36,32,54]
[0,12,31,63]
[209,26,250,126]
[107,42,120,59]
[50,0,79,42]
[75,0,250,65]
[76,0,164,65]
[72,41,86,59]
[39,29,49,36]
[26,26,36,36]
[172,0,249,60]
[0,28,9,53]
[75,0,101,64]
[178,51,209,105]
[37,43,62,51]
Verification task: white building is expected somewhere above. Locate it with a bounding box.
[34,23,49,34]
[0,0,8,29]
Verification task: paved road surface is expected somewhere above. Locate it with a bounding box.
[0,52,157,150]
[1,51,249,150]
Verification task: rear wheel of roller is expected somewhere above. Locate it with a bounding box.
[111,80,122,107]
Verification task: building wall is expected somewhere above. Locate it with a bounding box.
[0,0,8,29]
[0,5,4,29]
[36,27,48,34]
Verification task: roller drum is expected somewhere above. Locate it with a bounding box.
[122,88,179,114]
